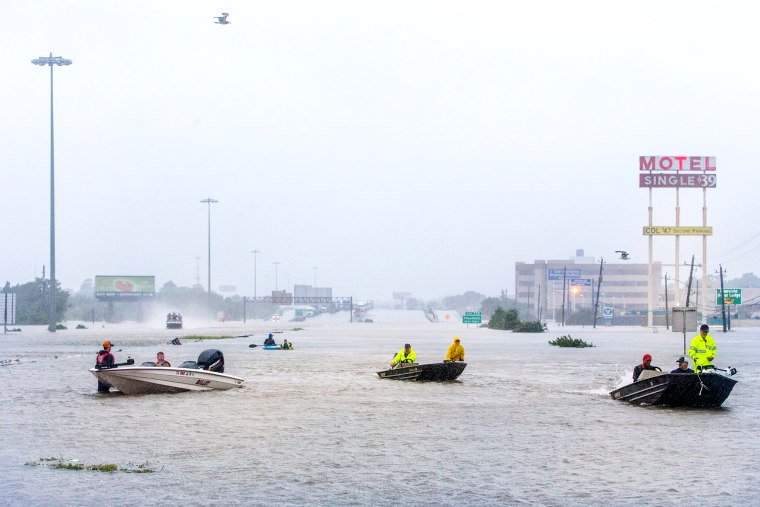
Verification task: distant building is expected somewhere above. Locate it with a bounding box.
[516,249,663,322]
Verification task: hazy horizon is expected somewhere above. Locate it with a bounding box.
[3,1,759,302]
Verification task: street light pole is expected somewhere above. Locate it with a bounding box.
[273,262,281,291]
[251,250,261,298]
[200,197,218,314]
[312,267,318,290]
[32,53,72,333]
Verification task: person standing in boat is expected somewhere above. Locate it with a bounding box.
[632,354,659,381]
[445,337,465,362]
[689,324,717,372]
[281,339,293,350]
[96,341,116,393]
[264,334,276,346]
[155,351,171,367]
[670,356,694,374]
[391,343,416,367]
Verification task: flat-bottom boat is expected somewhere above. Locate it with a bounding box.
[90,349,244,395]
[377,361,466,381]
[609,368,737,408]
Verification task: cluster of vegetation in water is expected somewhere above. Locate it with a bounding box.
[548,335,595,348]
[487,307,546,333]
[55,324,67,330]
[25,457,156,473]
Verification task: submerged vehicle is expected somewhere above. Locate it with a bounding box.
[377,362,467,382]
[609,366,738,408]
[90,349,244,395]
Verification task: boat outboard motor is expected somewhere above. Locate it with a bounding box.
[197,349,224,373]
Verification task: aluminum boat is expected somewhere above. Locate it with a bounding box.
[377,361,466,381]
[609,367,737,408]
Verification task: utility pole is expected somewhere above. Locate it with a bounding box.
[664,273,669,329]
[719,264,727,332]
[593,258,604,328]
[561,267,567,326]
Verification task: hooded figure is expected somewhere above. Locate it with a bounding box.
[264,333,276,346]
[445,337,465,362]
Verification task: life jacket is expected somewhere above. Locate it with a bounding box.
[156,360,171,367]
[97,351,114,367]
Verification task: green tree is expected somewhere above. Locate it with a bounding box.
[12,278,69,325]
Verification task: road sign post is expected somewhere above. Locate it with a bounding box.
[716,288,741,305]
[463,312,482,325]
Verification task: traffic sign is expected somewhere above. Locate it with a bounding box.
[602,307,613,317]
[463,312,482,324]
[548,268,581,280]
[570,278,592,287]
[716,288,742,305]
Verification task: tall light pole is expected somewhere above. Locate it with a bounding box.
[200,197,218,313]
[312,266,318,289]
[251,249,261,298]
[32,53,72,333]
[273,262,281,291]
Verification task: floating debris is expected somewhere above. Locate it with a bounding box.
[168,337,182,345]
[548,335,595,348]
[24,457,157,473]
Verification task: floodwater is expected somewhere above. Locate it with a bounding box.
[1,316,758,506]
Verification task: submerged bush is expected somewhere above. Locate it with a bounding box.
[514,321,547,333]
[548,335,594,348]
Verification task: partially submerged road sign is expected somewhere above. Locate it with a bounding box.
[463,312,482,324]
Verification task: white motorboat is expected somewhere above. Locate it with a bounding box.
[90,349,244,395]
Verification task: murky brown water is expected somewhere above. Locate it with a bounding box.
[1,318,758,506]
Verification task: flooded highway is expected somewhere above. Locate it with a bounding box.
[1,319,758,506]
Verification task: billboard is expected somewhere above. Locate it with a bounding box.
[643,226,712,236]
[95,276,155,301]
[639,156,716,172]
[639,173,716,188]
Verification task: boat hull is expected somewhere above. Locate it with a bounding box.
[610,372,737,408]
[90,367,244,395]
[377,362,466,382]
[166,322,182,329]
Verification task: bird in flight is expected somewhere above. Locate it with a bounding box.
[214,13,230,24]
[615,251,630,260]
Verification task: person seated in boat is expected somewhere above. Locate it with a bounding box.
[689,324,717,373]
[281,339,293,350]
[632,354,660,381]
[445,336,465,362]
[155,351,171,367]
[670,356,694,374]
[391,343,417,368]
[264,334,276,346]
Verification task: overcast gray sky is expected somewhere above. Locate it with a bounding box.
[2,1,759,302]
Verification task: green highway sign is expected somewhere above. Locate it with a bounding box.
[716,288,742,305]
[463,312,482,324]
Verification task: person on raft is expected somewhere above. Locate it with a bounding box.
[264,334,276,346]
[391,343,416,368]
[281,339,293,350]
[632,353,660,382]
[445,336,465,362]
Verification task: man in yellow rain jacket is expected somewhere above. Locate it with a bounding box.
[391,343,416,367]
[445,337,465,362]
[689,324,717,372]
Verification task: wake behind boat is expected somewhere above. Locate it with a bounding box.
[609,367,737,408]
[377,361,467,382]
[90,349,244,395]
